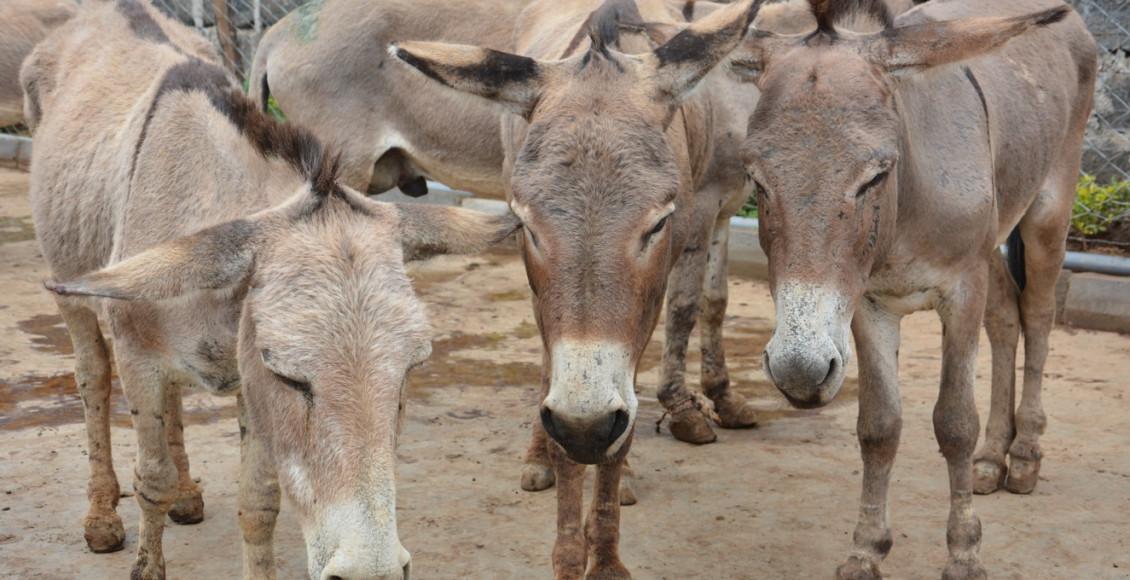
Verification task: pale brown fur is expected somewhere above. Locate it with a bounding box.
[0,0,75,127]
[735,0,1095,577]
[26,2,517,578]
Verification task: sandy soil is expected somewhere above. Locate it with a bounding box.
[0,167,1127,579]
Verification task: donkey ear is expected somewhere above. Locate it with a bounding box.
[395,204,520,261]
[648,0,763,103]
[863,6,1069,72]
[390,42,546,117]
[46,219,262,301]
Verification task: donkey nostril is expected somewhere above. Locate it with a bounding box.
[328,576,343,580]
[539,407,561,442]
[607,409,630,445]
[822,357,838,386]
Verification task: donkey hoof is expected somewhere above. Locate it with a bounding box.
[1005,455,1041,495]
[585,561,631,579]
[84,512,126,553]
[835,555,881,580]
[942,559,987,580]
[521,462,555,492]
[131,549,167,580]
[711,390,758,429]
[168,491,205,525]
[972,458,1007,495]
[619,477,637,506]
[668,407,717,445]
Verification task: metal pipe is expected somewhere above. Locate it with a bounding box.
[1063,251,1130,276]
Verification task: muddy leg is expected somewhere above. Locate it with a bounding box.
[165,382,204,525]
[522,354,555,492]
[617,458,636,506]
[659,221,717,444]
[937,274,988,580]
[973,255,1020,495]
[549,442,588,580]
[56,298,125,553]
[699,219,757,429]
[585,434,632,580]
[1007,217,1067,494]
[116,341,179,580]
[238,395,280,580]
[836,301,902,580]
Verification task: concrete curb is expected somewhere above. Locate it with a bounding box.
[0,134,32,170]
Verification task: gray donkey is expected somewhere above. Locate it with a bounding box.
[24,1,516,578]
[733,0,1095,577]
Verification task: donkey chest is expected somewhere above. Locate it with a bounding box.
[864,261,953,316]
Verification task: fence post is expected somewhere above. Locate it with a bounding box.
[212,0,242,81]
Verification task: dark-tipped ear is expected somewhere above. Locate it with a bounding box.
[649,0,763,102]
[390,41,546,117]
[45,219,262,301]
[863,6,1070,72]
[395,204,520,261]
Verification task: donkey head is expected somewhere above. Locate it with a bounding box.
[734,0,1070,408]
[48,174,518,579]
[391,0,763,464]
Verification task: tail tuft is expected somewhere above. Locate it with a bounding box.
[1006,227,1027,292]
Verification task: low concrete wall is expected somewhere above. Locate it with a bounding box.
[0,135,32,170]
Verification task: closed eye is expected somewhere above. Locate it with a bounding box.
[273,371,313,403]
[643,214,671,244]
[856,171,889,198]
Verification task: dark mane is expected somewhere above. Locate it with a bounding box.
[139,59,340,198]
[561,0,647,59]
[809,0,893,36]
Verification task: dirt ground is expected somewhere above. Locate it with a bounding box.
[0,166,1127,579]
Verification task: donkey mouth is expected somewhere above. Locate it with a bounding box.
[764,351,843,410]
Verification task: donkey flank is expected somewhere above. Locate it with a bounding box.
[24,2,516,578]
[736,0,1095,577]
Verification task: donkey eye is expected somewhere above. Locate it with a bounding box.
[642,214,671,244]
[856,172,889,198]
[272,371,312,396]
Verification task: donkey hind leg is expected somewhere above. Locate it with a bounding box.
[937,272,989,580]
[550,442,588,580]
[238,395,280,580]
[973,253,1020,495]
[114,332,180,579]
[836,301,902,580]
[55,297,125,553]
[699,217,757,429]
[522,353,556,492]
[1007,186,1071,494]
[658,217,717,444]
[584,434,633,580]
[165,381,204,524]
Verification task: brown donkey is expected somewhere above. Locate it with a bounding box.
[734,0,1095,577]
[25,2,516,578]
[390,0,765,576]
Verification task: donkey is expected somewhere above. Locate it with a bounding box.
[25,2,517,578]
[732,0,1095,576]
[250,0,768,462]
[389,0,767,576]
[0,0,75,126]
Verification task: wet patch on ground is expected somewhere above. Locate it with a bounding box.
[16,314,72,355]
[0,216,35,244]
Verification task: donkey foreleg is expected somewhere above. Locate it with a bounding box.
[550,442,588,579]
[973,254,1020,495]
[584,434,633,580]
[836,300,902,580]
[164,381,205,524]
[238,395,280,580]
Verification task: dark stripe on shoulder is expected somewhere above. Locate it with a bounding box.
[962,66,989,125]
[132,59,341,203]
[117,0,171,45]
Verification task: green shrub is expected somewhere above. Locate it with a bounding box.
[1071,174,1130,238]
[738,188,757,218]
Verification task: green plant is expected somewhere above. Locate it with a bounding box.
[1071,174,1130,237]
[738,188,757,218]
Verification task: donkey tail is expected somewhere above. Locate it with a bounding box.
[1006,226,1027,292]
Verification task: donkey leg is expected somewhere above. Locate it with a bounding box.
[1007,207,1069,494]
[115,339,179,579]
[238,395,280,580]
[836,301,902,580]
[973,254,1020,495]
[659,220,717,444]
[584,435,633,580]
[549,441,588,580]
[937,274,988,580]
[165,381,204,525]
[522,356,555,492]
[55,298,125,553]
[700,218,757,429]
